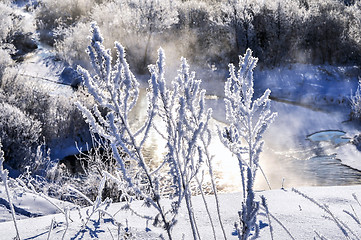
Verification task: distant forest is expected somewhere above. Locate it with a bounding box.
[35,0,361,71]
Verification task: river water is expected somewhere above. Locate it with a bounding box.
[131,89,361,192]
[205,96,361,192]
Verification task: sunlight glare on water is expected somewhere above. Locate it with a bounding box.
[206,98,361,192]
[133,89,361,193]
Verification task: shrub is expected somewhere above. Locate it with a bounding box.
[0,2,36,50]
[0,48,13,79]
[55,0,178,72]
[0,70,90,146]
[0,2,22,42]
[35,0,98,45]
[54,22,90,67]
[0,101,42,169]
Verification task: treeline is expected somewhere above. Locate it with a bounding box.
[1,0,360,73]
[32,0,361,71]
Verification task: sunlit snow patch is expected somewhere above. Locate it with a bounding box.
[307,130,351,145]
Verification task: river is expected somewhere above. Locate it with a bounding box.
[205,96,361,192]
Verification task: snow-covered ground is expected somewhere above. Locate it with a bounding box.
[1,184,361,239]
[0,185,74,223]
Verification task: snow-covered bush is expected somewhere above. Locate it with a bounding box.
[219,49,276,239]
[0,49,13,79]
[0,2,34,72]
[350,79,361,120]
[0,2,20,42]
[0,101,42,169]
[0,70,89,145]
[35,0,97,44]
[0,2,35,54]
[55,0,178,72]
[54,22,90,67]
[45,94,89,142]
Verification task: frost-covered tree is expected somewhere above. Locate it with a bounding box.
[219,49,276,239]
[220,0,256,60]
[135,0,177,65]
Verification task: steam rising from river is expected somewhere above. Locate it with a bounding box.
[193,96,361,192]
[131,78,361,194]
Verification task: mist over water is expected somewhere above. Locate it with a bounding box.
[129,61,361,194]
[197,95,361,192]
[131,85,361,193]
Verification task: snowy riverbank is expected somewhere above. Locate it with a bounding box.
[1,184,361,239]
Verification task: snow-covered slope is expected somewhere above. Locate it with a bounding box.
[0,185,74,223]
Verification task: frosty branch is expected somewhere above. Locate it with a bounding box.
[76,23,174,239]
[219,49,277,240]
[151,49,215,239]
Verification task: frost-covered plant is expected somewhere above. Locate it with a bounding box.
[152,49,217,239]
[35,0,96,44]
[350,79,361,120]
[0,71,89,144]
[0,139,20,240]
[77,22,226,239]
[0,101,42,169]
[76,23,176,239]
[73,174,113,229]
[219,49,276,239]
[16,173,67,217]
[65,134,125,204]
[0,48,12,79]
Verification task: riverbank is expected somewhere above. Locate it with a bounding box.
[1,184,361,239]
